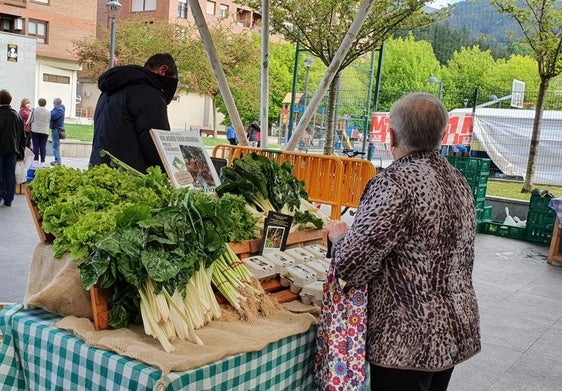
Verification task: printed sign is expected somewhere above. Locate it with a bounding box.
[7,43,18,62]
[370,112,474,146]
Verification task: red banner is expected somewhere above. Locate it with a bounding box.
[370,113,473,145]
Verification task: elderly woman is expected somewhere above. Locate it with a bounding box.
[327,92,481,391]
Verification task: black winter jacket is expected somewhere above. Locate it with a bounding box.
[89,65,178,173]
[0,105,25,159]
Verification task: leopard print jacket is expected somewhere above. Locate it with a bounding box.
[332,150,481,371]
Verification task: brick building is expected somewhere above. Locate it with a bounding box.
[0,0,97,117]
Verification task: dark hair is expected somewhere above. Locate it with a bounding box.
[38,98,47,107]
[0,89,12,105]
[144,53,178,78]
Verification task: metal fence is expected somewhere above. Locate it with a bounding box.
[320,85,562,185]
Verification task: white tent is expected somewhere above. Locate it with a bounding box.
[452,108,562,186]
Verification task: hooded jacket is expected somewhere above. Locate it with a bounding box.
[89,65,178,173]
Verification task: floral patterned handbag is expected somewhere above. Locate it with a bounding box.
[314,262,368,390]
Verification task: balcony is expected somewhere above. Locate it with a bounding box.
[2,0,26,7]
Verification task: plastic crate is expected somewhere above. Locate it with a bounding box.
[526,211,556,231]
[446,156,491,174]
[525,225,553,244]
[475,199,486,210]
[480,221,527,240]
[529,195,557,215]
[471,184,487,200]
[476,205,493,222]
[465,171,489,187]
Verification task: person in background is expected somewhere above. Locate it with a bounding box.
[326,92,480,391]
[247,121,261,147]
[89,53,179,174]
[18,97,32,148]
[30,98,51,167]
[226,123,238,145]
[50,98,65,166]
[0,89,25,206]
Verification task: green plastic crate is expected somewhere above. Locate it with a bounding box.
[465,171,489,187]
[480,221,527,240]
[529,195,557,215]
[525,225,554,244]
[471,184,487,200]
[446,156,490,174]
[476,206,492,222]
[526,211,556,231]
[483,205,492,221]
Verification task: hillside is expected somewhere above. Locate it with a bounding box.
[446,0,523,44]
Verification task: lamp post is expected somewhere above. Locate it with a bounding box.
[106,1,122,68]
[302,57,313,110]
[428,76,443,101]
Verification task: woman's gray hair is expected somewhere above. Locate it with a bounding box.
[389,92,449,152]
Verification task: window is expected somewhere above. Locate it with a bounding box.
[132,0,157,12]
[219,4,228,19]
[206,1,216,15]
[31,0,49,3]
[28,19,48,44]
[178,0,187,19]
[43,73,70,84]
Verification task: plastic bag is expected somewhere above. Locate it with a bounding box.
[15,161,27,184]
[15,147,35,184]
[314,263,368,390]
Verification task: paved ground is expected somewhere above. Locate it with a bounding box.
[2,155,562,390]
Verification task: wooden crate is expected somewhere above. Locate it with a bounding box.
[24,185,55,243]
[92,229,327,330]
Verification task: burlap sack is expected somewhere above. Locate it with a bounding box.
[24,242,93,320]
[55,308,315,383]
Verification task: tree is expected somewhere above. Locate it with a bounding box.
[240,0,435,153]
[491,0,562,192]
[72,17,263,131]
[73,18,197,84]
[377,35,442,110]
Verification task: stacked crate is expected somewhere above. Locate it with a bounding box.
[525,195,557,244]
[445,156,492,227]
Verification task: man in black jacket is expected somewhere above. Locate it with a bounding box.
[0,89,25,207]
[89,53,179,173]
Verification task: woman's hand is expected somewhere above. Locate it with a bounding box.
[327,221,349,243]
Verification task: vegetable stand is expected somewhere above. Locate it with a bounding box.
[0,304,317,390]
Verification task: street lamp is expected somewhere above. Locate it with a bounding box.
[302,57,314,110]
[428,76,443,101]
[106,1,122,68]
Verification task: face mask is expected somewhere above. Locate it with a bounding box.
[25,103,32,110]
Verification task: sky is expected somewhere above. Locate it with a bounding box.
[429,0,463,9]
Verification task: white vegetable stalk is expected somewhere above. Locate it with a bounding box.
[138,261,222,352]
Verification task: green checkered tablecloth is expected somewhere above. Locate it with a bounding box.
[0,304,317,390]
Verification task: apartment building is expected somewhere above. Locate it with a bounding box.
[0,0,97,117]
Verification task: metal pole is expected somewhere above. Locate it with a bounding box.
[287,41,300,141]
[259,0,270,148]
[303,66,310,109]
[362,49,376,157]
[109,16,117,68]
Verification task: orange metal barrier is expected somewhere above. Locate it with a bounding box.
[338,157,377,209]
[212,145,376,220]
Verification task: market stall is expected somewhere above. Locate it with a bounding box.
[0,140,333,389]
